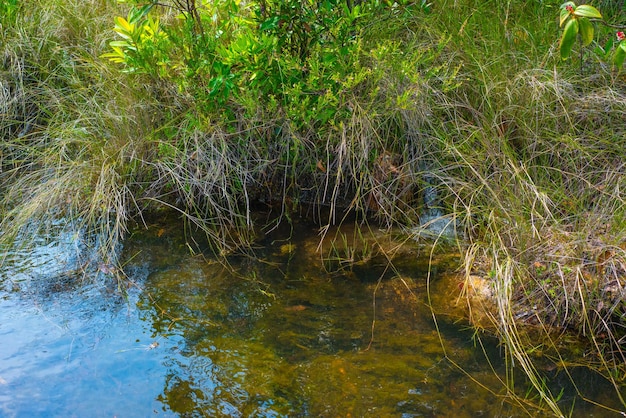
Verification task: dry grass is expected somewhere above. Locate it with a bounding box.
[440,58,626,413]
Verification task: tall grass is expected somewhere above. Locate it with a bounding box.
[427,0,626,413]
[0,0,161,263]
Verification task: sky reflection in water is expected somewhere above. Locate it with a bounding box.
[0,219,621,417]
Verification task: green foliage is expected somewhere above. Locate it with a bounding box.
[614,30,626,68]
[556,1,626,72]
[100,5,170,76]
[593,36,614,62]
[615,40,626,68]
[0,0,19,23]
[102,0,432,122]
[558,2,602,60]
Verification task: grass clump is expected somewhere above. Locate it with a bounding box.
[432,1,626,413]
[0,0,151,262]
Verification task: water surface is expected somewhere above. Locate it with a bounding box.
[0,216,623,416]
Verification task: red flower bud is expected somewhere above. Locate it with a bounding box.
[618,31,626,41]
[565,5,574,12]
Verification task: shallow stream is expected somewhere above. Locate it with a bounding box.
[0,215,623,417]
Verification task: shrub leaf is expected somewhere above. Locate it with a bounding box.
[578,17,594,46]
[559,18,579,60]
[560,2,576,27]
[573,5,602,19]
[615,43,626,69]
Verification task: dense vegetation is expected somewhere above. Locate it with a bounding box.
[2,0,626,415]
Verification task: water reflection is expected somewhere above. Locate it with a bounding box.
[122,220,515,417]
[0,216,623,417]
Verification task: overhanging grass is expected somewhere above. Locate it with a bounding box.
[0,0,161,263]
[428,1,626,413]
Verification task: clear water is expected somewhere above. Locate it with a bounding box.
[0,216,623,417]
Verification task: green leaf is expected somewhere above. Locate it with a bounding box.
[573,4,602,19]
[259,16,280,31]
[114,16,134,34]
[100,47,126,63]
[109,40,133,48]
[601,36,615,55]
[559,18,579,60]
[615,43,626,69]
[578,17,594,46]
[560,2,576,27]
[128,4,153,24]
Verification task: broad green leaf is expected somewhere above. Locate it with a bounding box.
[101,47,126,63]
[559,18,578,60]
[259,16,280,31]
[101,57,125,64]
[109,40,132,48]
[578,17,594,46]
[113,28,133,40]
[614,43,626,69]
[559,9,569,27]
[560,2,576,27]
[114,16,134,34]
[573,5,602,19]
[128,4,153,24]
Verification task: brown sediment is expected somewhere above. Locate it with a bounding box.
[284,305,308,312]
